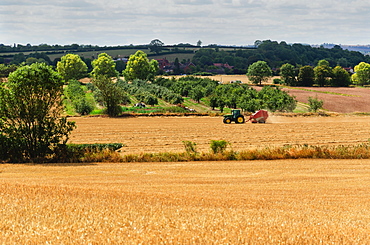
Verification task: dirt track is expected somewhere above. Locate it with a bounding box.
[69,116,370,154]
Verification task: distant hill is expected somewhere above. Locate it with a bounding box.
[311,43,370,54]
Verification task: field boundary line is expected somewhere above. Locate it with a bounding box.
[282,86,360,97]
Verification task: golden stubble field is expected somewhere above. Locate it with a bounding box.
[2,116,370,244]
[69,116,370,155]
[1,160,370,244]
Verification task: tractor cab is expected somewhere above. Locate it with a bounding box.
[223,109,245,124]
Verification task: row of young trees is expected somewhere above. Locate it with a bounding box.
[153,76,297,113]
[279,60,352,87]
[247,59,370,87]
[209,84,296,113]
[282,60,370,87]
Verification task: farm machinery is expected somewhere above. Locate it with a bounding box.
[223,109,268,124]
[247,109,268,123]
[223,109,245,124]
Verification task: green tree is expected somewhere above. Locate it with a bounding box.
[308,96,324,112]
[173,58,181,74]
[57,54,88,82]
[352,62,370,86]
[149,39,164,54]
[209,95,218,110]
[218,98,226,113]
[189,85,204,103]
[11,53,26,65]
[331,66,351,87]
[337,58,349,67]
[65,80,95,115]
[0,64,18,78]
[317,59,330,67]
[148,59,159,82]
[239,97,263,113]
[314,65,332,87]
[247,61,272,85]
[91,53,119,78]
[280,63,296,86]
[0,63,75,162]
[144,94,158,106]
[297,66,314,86]
[259,86,296,112]
[93,76,125,117]
[26,57,40,65]
[123,50,159,82]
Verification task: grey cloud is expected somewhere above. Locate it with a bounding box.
[1,0,369,46]
[172,0,213,5]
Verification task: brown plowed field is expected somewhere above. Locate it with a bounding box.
[281,87,370,113]
[251,85,370,113]
[69,116,370,154]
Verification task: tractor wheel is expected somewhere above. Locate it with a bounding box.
[236,116,245,124]
[223,118,231,124]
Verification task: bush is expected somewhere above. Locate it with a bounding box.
[74,98,94,115]
[308,96,324,112]
[55,143,124,162]
[182,141,198,154]
[64,80,95,115]
[210,140,229,154]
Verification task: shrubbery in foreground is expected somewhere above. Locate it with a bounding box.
[54,141,370,163]
[3,139,370,163]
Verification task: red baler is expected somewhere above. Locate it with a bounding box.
[247,110,268,123]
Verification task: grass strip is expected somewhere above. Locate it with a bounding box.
[282,86,360,97]
[73,143,370,163]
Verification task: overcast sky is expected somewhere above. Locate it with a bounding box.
[1,0,369,46]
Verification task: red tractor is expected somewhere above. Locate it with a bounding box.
[247,110,268,123]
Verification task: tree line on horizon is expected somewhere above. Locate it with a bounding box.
[1,40,370,74]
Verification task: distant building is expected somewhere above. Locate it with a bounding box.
[154,58,196,74]
[213,63,234,70]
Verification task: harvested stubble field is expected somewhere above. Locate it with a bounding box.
[3,116,370,244]
[1,159,370,243]
[69,116,370,155]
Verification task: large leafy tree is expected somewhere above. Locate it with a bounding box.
[352,62,370,86]
[280,63,296,86]
[258,86,296,112]
[189,85,204,103]
[123,50,159,82]
[0,63,75,162]
[149,39,164,54]
[93,75,125,117]
[246,61,272,85]
[90,53,124,116]
[317,59,330,67]
[91,53,119,78]
[331,66,351,87]
[57,54,88,82]
[314,64,332,87]
[297,65,314,86]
